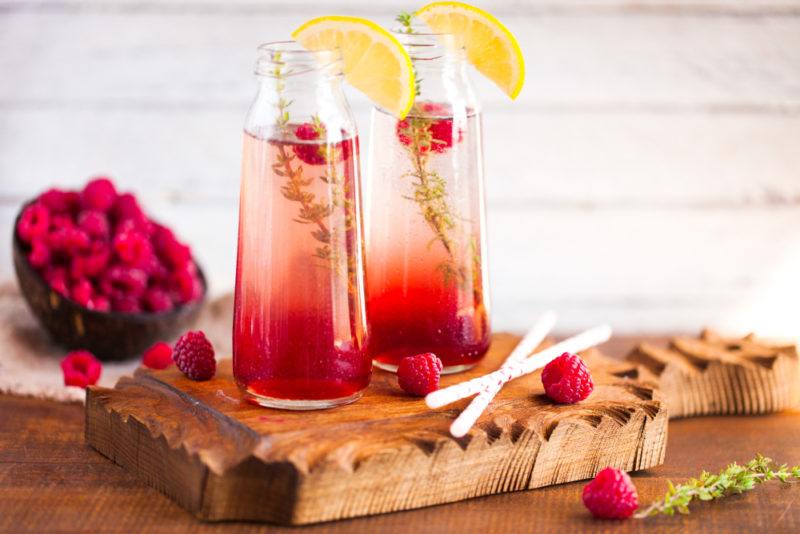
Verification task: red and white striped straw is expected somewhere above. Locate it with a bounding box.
[426,324,612,411]
[449,311,557,437]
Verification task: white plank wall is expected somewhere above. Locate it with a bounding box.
[1,0,799,335]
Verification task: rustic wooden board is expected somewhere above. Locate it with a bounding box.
[593,330,800,418]
[85,333,667,525]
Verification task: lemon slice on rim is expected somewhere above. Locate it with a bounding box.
[416,1,525,99]
[292,16,416,118]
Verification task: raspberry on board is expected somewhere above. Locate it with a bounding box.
[397,352,443,396]
[61,350,102,388]
[142,341,173,370]
[173,330,216,381]
[583,467,639,519]
[540,352,594,404]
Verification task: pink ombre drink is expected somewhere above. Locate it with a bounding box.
[233,43,369,409]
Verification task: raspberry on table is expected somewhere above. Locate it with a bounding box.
[541,352,594,404]
[142,341,173,370]
[173,331,216,380]
[61,350,102,388]
[81,177,118,211]
[17,203,51,244]
[582,467,639,519]
[397,352,443,396]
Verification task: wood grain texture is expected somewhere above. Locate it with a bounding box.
[3,336,800,532]
[617,330,800,418]
[85,333,667,525]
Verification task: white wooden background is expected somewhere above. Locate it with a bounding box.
[1,0,799,335]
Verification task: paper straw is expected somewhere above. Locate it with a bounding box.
[449,311,557,437]
[426,324,612,410]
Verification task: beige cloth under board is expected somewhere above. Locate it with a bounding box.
[0,282,233,403]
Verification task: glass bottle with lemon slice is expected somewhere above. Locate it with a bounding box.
[364,2,525,374]
[235,19,415,408]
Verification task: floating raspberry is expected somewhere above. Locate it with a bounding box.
[81,177,117,211]
[113,229,153,267]
[295,122,320,140]
[396,103,462,154]
[397,352,443,396]
[142,341,173,370]
[17,203,50,244]
[77,210,110,239]
[541,352,594,404]
[143,286,173,313]
[27,239,51,269]
[61,350,102,388]
[173,331,216,380]
[583,467,639,519]
[71,278,94,307]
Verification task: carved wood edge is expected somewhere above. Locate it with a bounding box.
[616,330,800,418]
[86,367,666,478]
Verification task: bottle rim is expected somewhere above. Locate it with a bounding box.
[391,30,464,62]
[255,40,343,78]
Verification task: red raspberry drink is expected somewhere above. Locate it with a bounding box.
[233,42,369,409]
[367,102,490,373]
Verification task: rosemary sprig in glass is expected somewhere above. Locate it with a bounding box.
[637,454,800,518]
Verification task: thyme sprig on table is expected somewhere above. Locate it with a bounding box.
[636,454,800,518]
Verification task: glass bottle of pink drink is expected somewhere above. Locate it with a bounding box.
[366,32,491,374]
[233,42,369,409]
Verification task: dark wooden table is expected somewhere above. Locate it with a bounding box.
[2,336,800,533]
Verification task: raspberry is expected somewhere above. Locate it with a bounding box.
[541,352,594,404]
[113,229,153,267]
[17,203,50,244]
[173,331,216,380]
[397,352,443,396]
[39,188,76,213]
[169,266,203,305]
[81,177,118,211]
[112,193,146,223]
[142,341,173,369]
[71,278,94,307]
[44,266,69,297]
[111,296,142,313]
[77,210,110,239]
[100,265,148,299]
[582,467,639,519]
[49,213,75,231]
[61,350,102,388]
[27,239,51,269]
[396,103,462,154]
[86,295,110,312]
[295,122,320,140]
[70,242,111,279]
[48,227,90,255]
[143,286,173,313]
[152,224,191,269]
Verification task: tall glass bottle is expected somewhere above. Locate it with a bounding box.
[233,42,370,409]
[366,32,491,374]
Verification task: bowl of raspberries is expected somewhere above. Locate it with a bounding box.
[13,176,206,360]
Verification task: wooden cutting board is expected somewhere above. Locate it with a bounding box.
[85,333,667,525]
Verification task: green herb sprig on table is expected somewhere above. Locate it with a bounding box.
[636,454,800,518]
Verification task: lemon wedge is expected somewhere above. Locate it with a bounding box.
[292,16,416,118]
[416,1,525,99]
